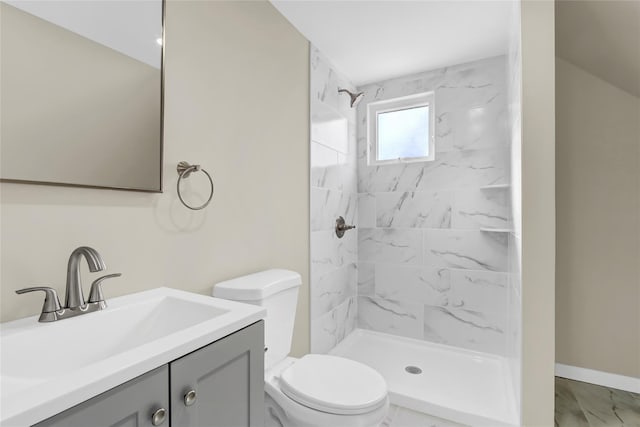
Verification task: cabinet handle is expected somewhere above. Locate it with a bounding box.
[184,389,197,406]
[151,407,167,426]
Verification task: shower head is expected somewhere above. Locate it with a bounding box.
[338,88,364,108]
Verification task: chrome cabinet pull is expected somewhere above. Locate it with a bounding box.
[184,389,197,406]
[151,407,167,426]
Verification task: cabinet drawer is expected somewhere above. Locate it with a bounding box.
[34,366,169,427]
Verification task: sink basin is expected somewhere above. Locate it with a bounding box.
[0,287,265,426]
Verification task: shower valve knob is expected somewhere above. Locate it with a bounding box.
[335,216,356,238]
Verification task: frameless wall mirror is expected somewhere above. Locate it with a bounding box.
[0,0,164,192]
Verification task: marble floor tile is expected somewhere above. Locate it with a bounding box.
[555,377,640,427]
[566,378,640,427]
[555,378,590,427]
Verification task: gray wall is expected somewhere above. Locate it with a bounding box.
[0,0,312,357]
[556,58,640,378]
[520,1,556,423]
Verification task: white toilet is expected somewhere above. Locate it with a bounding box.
[213,269,389,427]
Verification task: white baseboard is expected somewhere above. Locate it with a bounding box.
[555,363,640,394]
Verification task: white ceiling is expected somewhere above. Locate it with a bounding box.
[556,0,640,98]
[270,0,513,87]
[5,0,162,69]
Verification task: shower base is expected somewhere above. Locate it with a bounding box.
[330,329,519,427]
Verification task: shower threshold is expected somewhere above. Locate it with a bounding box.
[330,329,519,427]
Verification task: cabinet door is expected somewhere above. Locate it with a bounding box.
[170,321,264,427]
[34,366,169,427]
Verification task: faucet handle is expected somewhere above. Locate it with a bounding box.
[16,287,62,313]
[88,273,122,305]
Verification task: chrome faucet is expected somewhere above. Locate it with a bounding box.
[15,246,121,322]
[65,246,106,309]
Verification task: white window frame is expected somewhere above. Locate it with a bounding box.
[367,91,435,165]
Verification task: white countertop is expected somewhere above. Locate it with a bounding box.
[0,287,266,426]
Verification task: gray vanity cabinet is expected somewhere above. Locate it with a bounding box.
[170,320,264,427]
[32,321,264,427]
[34,366,169,427]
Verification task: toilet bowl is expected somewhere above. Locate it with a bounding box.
[214,269,389,427]
[265,356,388,427]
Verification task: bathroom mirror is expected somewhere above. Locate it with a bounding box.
[0,0,164,192]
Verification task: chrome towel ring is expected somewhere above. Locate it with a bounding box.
[176,161,214,210]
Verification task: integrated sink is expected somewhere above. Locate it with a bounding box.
[0,287,266,426]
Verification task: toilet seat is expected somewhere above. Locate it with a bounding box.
[278,354,387,415]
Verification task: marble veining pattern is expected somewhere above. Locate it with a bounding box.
[358,148,509,194]
[375,264,451,306]
[310,263,356,320]
[311,230,356,279]
[310,46,358,353]
[555,378,640,427]
[310,187,356,232]
[359,228,423,264]
[452,188,512,230]
[353,56,512,356]
[358,192,376,228]
[449,270,507,313]
[423,306,506,354]
[357,296,424,339]
[311,296,357,354]
[357,262,375,297]
[424,229,508,272]
[376,191,452,229]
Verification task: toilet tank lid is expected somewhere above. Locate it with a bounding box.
[213,269,301,300]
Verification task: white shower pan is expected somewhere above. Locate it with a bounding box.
[330,329,519,427]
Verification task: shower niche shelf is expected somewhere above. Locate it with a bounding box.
[480,184,510,190]
[479,227,513,233]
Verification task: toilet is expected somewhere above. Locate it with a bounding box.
[213,269,389,427]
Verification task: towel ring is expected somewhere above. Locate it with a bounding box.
[176,161,214,210]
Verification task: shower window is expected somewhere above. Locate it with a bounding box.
[367,92,435,165]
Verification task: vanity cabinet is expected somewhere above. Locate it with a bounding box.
[34,321,264,427]
[34,366,169,427]
[170,319,264,427]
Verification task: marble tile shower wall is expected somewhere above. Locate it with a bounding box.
[309,47,358,354]
[356,56,513,356]
[506,1,523,413]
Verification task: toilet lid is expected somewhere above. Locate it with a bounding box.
[279,354,387,415]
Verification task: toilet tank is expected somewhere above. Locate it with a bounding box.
[213,269,301,370]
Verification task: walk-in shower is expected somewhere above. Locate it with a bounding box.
[310,36,522,426]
